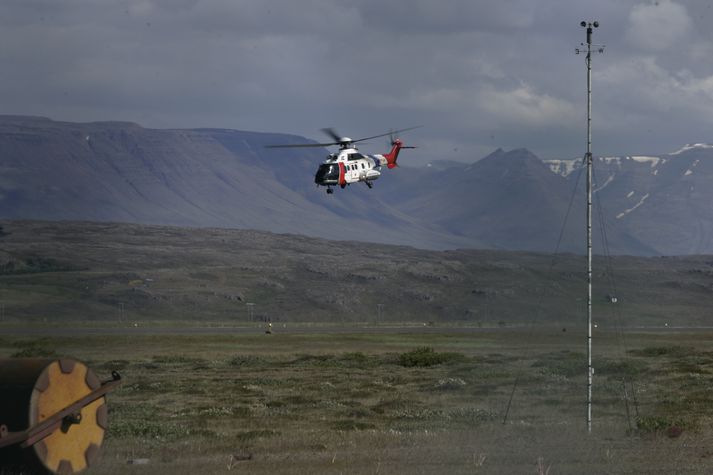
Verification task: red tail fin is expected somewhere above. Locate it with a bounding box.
[383,139,403,169]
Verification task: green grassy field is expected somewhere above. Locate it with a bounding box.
[2,328,712,474]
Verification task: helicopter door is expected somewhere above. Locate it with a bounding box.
[338,162,347,186]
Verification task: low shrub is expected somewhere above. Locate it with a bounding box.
[332,419,376,431]
[636,415,688,436]
[11,347,56,358]
[597,358,648,377]
[398,347,466,367]
[531,351,585,377]
[10,339,56,358]
[629,346,693,358]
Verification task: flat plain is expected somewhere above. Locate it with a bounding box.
[2,328,713,474]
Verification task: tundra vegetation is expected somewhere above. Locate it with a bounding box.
[0,220,712,327]
[1,221,713,473]
[1,330,713,474]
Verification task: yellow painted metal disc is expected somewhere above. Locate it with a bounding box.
[29,359,106,474]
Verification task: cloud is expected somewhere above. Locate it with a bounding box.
[478,83,578,127]
[599,54,713,117]
[358,0,537,34]
[0,0,712,164]
[626,1,692,51]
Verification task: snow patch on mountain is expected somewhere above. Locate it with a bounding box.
[543,159,579,177]
[600,157,622,166]
[630,156,662,167]
[670,143,713,155]
[594,174,614,192]
[684,159,702,176]
[617,193,649,219]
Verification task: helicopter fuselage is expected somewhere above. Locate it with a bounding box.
[314,141,403,192]
[265,127,418,194]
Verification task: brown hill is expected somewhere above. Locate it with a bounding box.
[1,221,711,326]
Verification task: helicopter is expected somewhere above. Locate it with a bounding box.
[265,126,420,194]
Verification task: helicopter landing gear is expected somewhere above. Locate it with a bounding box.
[326,187,333,194]
[365,181,373,189]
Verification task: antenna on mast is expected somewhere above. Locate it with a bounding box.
[577,20,604,434]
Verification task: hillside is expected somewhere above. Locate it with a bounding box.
[1,116,712,255]
[1,221,712,327]
[372,149,653,255]
[543,144,713,255]
[0,116,471,250]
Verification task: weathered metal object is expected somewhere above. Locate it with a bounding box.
[0,358,121,474]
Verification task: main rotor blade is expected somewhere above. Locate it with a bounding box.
[321,128,343,143]
[264,142,337,149]
[352,125,423,144]
[264,125,423,149]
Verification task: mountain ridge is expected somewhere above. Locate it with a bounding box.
[0,115,475,250]
[0,115,710,255]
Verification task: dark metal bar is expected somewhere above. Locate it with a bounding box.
[0,372,121,450]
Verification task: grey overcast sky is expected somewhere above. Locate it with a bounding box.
[1,0,713,164]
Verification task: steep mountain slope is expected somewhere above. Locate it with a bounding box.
[0,116,474,249]
[612,147,713,255]
[385,149,575,251]
[374,149,653,255]
[0,115,711,255]
[545,144,713,255]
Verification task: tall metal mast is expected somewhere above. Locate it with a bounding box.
[577,20,602,433]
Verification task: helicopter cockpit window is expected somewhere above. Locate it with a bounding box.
[315,163,339,183]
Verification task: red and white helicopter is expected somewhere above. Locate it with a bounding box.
[266,127,420,194]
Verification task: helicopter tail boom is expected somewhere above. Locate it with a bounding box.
[383,139,403,169]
